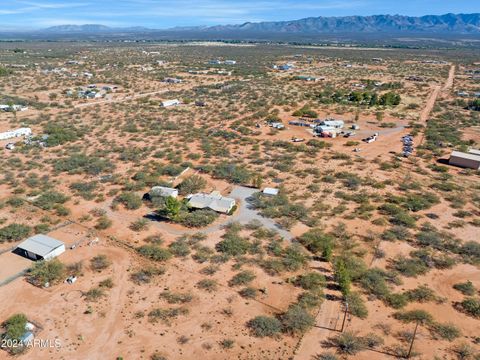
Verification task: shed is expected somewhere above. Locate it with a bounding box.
[161,99,180,107]
[449,150,480,170]
[149,186,179,199]
[263,188,279,196]
[15,234,66,261]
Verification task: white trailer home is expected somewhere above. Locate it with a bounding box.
[0,127,32,140]
[161,99,181,108]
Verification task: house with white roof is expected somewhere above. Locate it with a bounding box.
[187,191,236,214]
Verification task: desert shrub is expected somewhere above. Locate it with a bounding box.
[28,259,65,286]
[130,267,164,284]
[458,298,480,318]
[197,279,218,292]
[239,287,257,299]
[330,331,364,355]
[90,255,111,271]
[84,287,105,301]
[137,245,172,262]
[297,228,334,259]
[282,244,309,271]
[99,278,114,288]
[363,333,384,348]
[358,268,399,299]
[247,316,282,337]
[298,291,324,309]
[458,241,480,264]
[405,285,437,303]
[315,353,338,360]
[453,281,476,296]
[168,240,191,257]
[179,209,218,228]
[430,322,461,341]
[115,192,143,210]
[216,233,250,256]
[177,175,207,195]
[34,190,69,210]
[54,154,114,175]
[294,272,326,291]
[3,314,27,341]
[219,339,234,349]
[148,307,189,324]
[130,218,149,231]
[281,305,315,335]
[212,162,252,184]
[228,270,255,287]
[393,309,433,324]
[0,223,31,242]
[159,291,193,304]
[95,215,112,230]
[345,292,368,319]
[385,293,408,309]
[392,256,429,277]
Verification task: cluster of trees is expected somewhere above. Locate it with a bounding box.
[0,223,31,243]
[317,90,401,107]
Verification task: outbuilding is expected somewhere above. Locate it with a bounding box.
[15,234,66,261]
[449,150,480,170]
[149,186,179,199]
[187,191,236,214]
[263,188,279,196]
[161,99,181,107]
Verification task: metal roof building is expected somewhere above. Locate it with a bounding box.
[449,150,480,170]
[150,186,179,199]
[15,234,65,261]
[187,191,236,214]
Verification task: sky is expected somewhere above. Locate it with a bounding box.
[0,0,479,30]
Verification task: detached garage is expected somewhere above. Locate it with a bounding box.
[15,235,66,261]
[449,150,480,170]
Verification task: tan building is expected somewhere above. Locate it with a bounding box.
[449,150,480,170]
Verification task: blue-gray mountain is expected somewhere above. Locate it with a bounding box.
[44,13,480,34]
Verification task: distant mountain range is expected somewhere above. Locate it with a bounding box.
[43,13,480,34]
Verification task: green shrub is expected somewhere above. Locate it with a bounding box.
[197,279,218,292]
[345,292,368,319]
[0,223,31,243]
[405,285,437,303]
[393,309,433,324]
[3,314,27,341]
[453,281,476,296]
[458,297,480,318]
[294,272,326,291]
[179,209,218,228]
[115,192,143,210]
[247,316,282,337]
[90,255,111,271]
[159,291,193,304]
[297,228,334,259]
[28,259,65,286]
[330,331,364,355]
[239,287,257,299]
[177,175,207,195]
[228,270,255,287]
[137,245,172,262]
[430,322,461,341]
[281,305,315,334]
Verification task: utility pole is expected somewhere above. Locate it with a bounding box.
[340,302,349,332]
[407,320,420,359]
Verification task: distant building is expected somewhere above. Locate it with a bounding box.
[320,120,345,129]
[163,77,182,84]
[0,127,32,140]
[224,60,237,65]
[449,150,480,170]
[187,191,236,214]
[15,234,66,261]
[161,99,181,107]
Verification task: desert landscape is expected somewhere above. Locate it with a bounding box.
[0,39,479,360]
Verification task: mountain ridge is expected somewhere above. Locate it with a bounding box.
[42,13,480,34]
